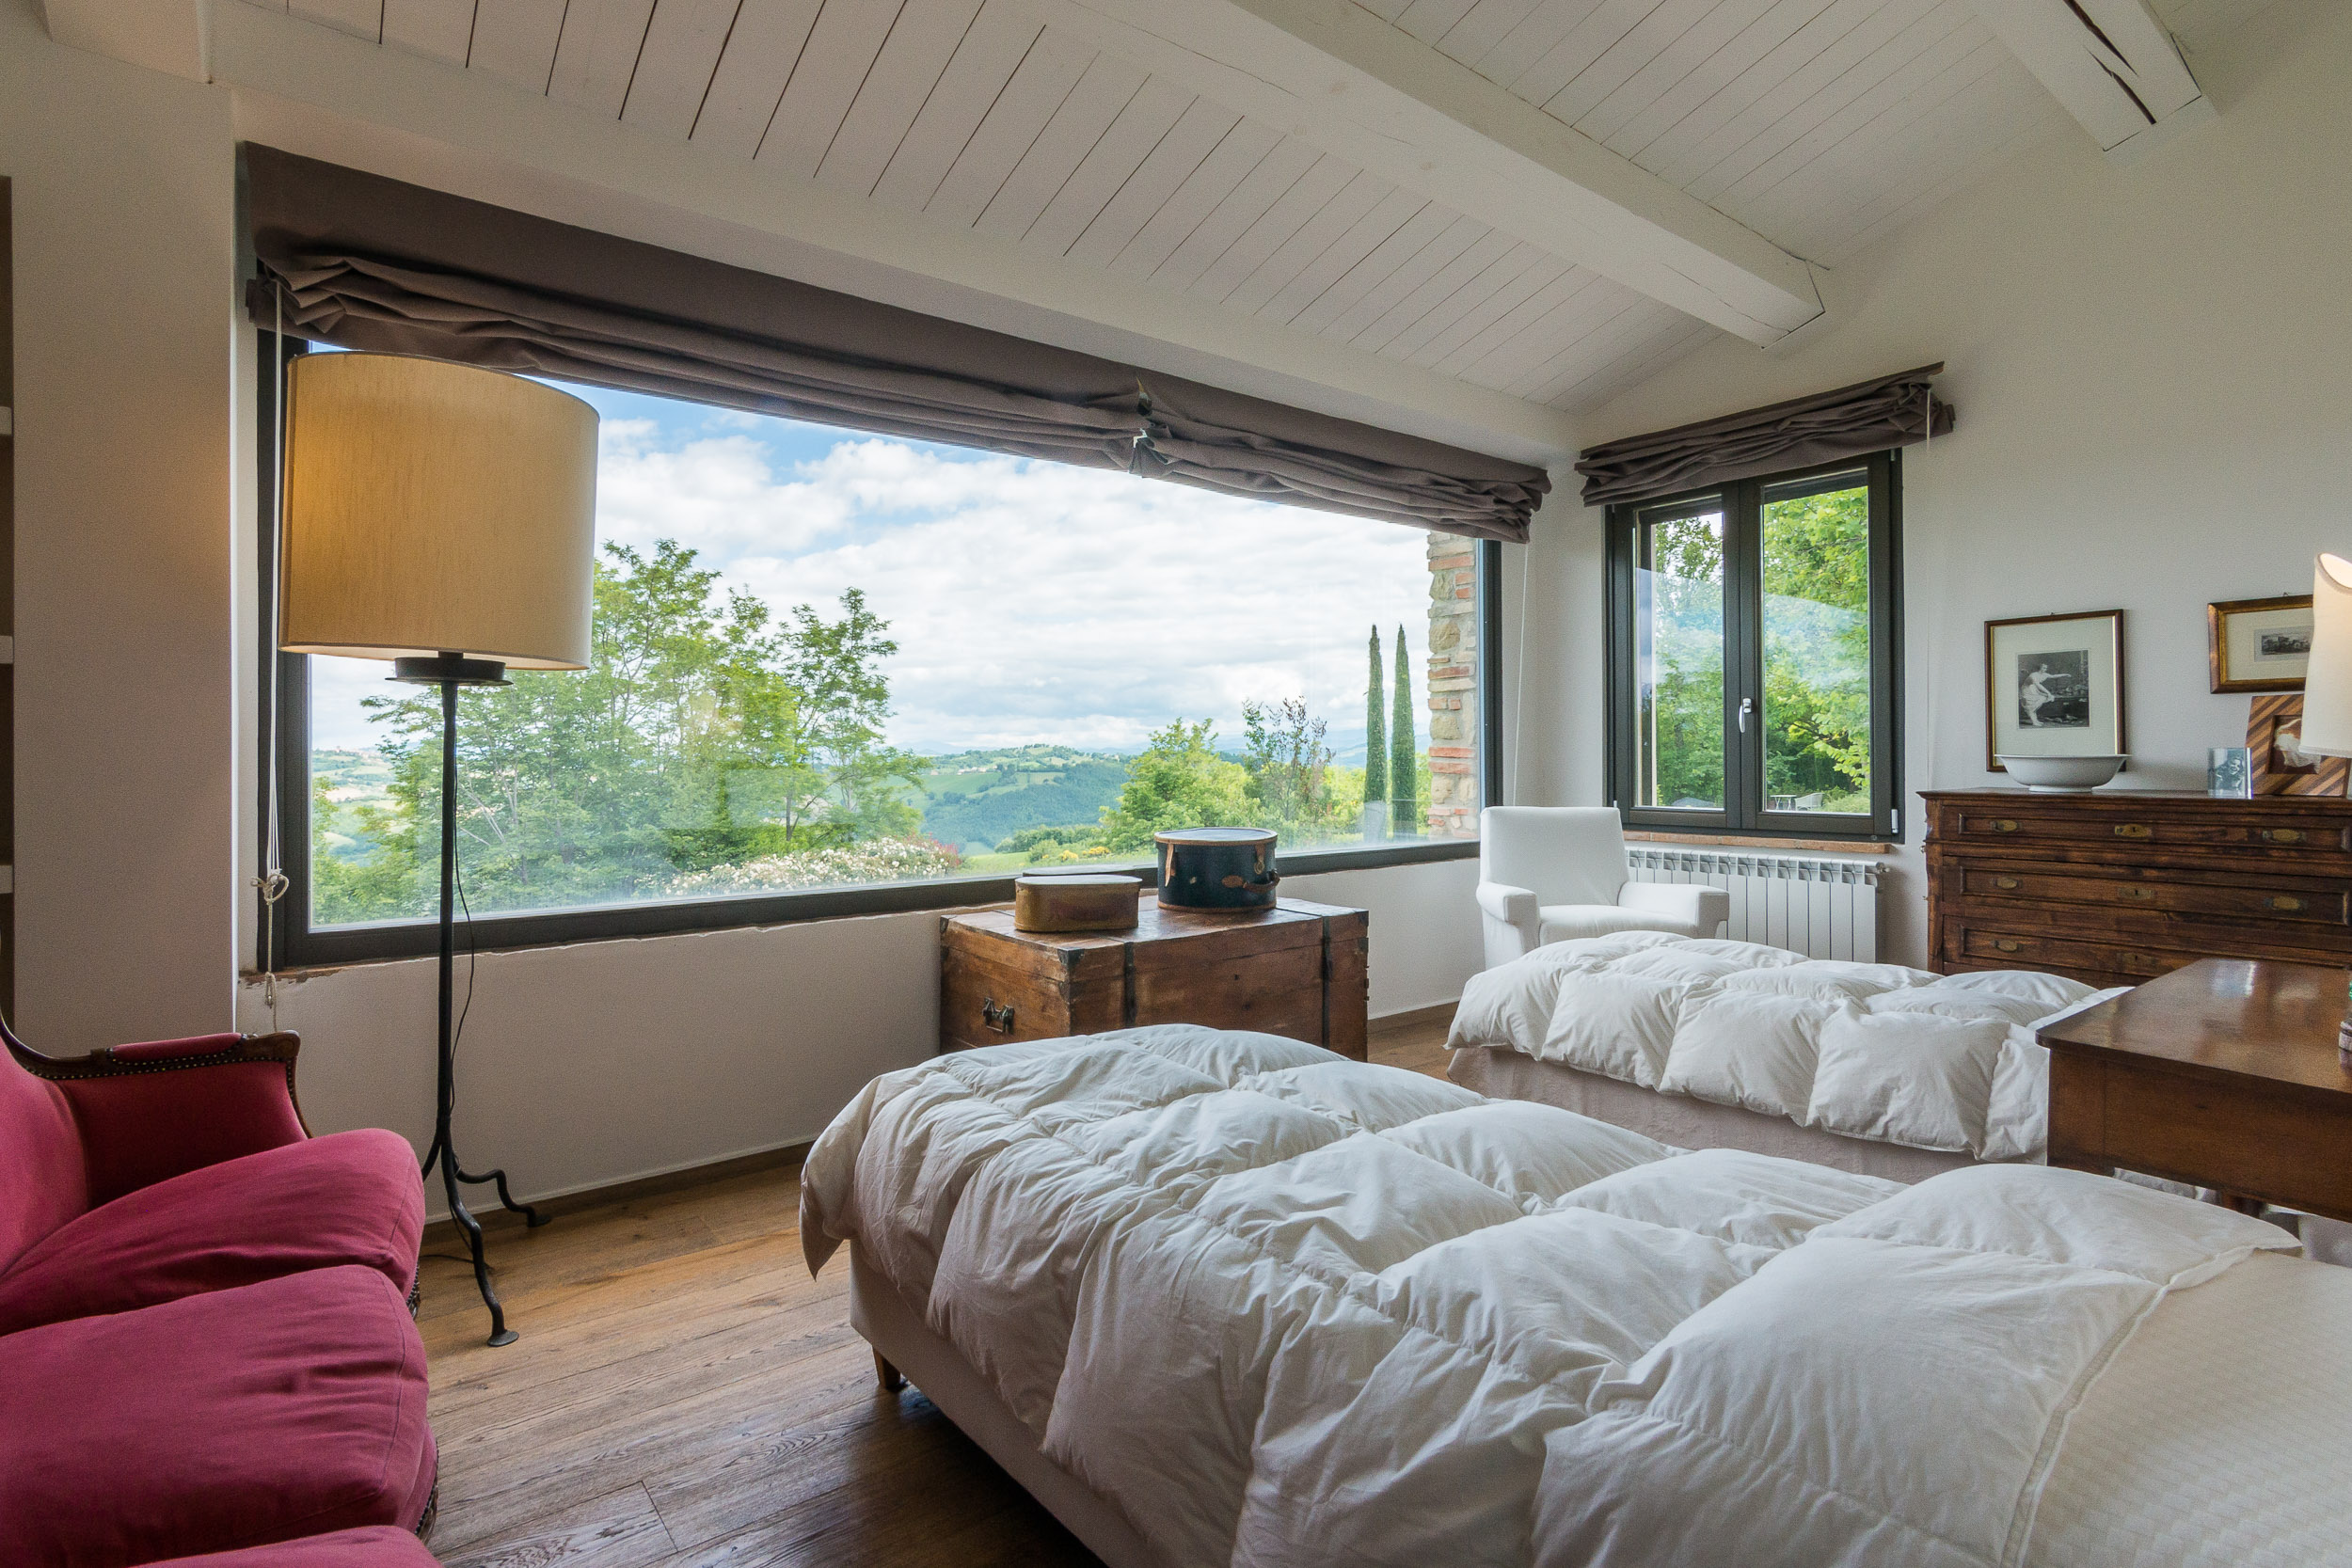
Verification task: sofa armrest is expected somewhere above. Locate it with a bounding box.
[1617,880,1731,936]
[15,1032,309,1204]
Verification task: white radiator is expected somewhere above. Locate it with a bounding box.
[1625,847,1882,963]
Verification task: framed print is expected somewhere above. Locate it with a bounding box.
[2207,745,2253,798]
[2247,694,2349,796]
[1984,610,2126,771]
[2208,594,2315,693]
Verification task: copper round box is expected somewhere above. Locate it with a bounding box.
[1154,827,1280,911]
[1011,872,1141,933]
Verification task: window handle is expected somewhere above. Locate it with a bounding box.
[1736,697,1755,734]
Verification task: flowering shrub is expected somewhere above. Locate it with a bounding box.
[661,837,960,896]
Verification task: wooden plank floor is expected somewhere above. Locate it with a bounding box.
[421,1007,1457,1568]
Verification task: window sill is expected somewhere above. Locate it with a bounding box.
[1625,830,1895,855]
[273,837,1480,968]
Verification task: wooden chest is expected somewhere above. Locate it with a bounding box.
[939,895,1369,1059]
[1921,789,2352,989]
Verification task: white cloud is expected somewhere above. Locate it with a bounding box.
[314,426,1463,759]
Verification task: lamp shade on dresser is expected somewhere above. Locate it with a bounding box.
[1922,790,2352,988]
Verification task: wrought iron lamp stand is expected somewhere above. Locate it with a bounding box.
[399,653,548,1347]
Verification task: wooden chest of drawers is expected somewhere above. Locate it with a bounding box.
[939,895,1370,1058]
[1922,790,2352,989]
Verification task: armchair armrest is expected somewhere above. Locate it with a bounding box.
[1616,880,1731,937]
[1475,880,1541,969]
[1475,880,1537,924]
[10,1031,308,1204]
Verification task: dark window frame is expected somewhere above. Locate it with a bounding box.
[256,333,1502,970]
[1603,450,1903,843]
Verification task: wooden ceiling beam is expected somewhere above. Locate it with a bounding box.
[1011,0,1824,346]
[1967,0,2213,164]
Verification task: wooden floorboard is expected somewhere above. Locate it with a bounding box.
[421,1012,1458,1567]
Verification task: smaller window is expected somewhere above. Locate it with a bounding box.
[1606,452,1901,840]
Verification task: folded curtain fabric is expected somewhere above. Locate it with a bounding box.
[1575,365,1954,508]
[244,145,1549,541]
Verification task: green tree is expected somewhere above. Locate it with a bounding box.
[1242,697,1339,832]
[1096,720,1250,851]
[1390,626,1418,834]
[313,541,927,925]
[1362,626,1387,810]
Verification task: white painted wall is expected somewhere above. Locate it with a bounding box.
[1523,1,2352,968]
[1,0,241,1050]
[0,0,1493,1214]
[233,858,1480,1215]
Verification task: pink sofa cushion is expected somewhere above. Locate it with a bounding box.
[64,1057,308,1205]
[130,1527,441,1567]
[0,1129,425,1336]
[0,1051,87,1275]
[0,1267,436,1568]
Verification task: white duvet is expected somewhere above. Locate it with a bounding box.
[801,1025,2298,1568]
[1450,931,2128,1161]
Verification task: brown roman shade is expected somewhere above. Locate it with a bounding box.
[243,145,1549,542]
[1575,365,1953,508]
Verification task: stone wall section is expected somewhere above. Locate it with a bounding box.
[1425,532,1480,840]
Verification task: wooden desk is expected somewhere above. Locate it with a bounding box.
[2039,957,2352,1221]
[940,895,1369,1060]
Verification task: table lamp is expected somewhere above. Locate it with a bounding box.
[279,351,597,1345]
[2297,551,2352,1059]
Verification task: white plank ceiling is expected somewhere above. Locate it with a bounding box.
[242,0,2272,416]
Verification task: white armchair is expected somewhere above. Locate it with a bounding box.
[1477,806,1729,969]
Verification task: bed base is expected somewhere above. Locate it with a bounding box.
[1447,1045,1984,1182]
[849,1249,1166,1568]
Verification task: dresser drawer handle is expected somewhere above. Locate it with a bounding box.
[1992,876,2021,891]
[2265,895,2306,912]
[1992,939,2026,955]
[980,998,1016,1034]
[2261,828,2305,845]
[1988,818,2019,833]
[2112,823,2152,839]
[2119,885,2153,900]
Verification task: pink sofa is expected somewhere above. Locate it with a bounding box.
[0,1022,437,1567]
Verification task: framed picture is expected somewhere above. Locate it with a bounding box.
[2207,745,2253,799]
[1984,610,2126,771]
[2247,694,2349,796]
[2208,594,2315,693]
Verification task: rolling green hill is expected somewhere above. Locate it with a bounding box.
[915,746,1128,849]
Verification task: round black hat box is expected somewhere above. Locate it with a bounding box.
[1154,827,1280,911]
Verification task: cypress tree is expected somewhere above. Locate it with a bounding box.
[1391,626,1418,834]
[1362,625,1387,812]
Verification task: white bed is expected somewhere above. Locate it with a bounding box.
[1445,930,2127,1177]
[802,1024,2352,1568]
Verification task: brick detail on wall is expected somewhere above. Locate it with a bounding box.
[1425,532,1480,840]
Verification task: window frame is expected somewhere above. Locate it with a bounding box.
[257,333,1502,970]
[1603,450,1903,844]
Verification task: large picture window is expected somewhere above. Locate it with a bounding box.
[1604,452,1901,842]
[266,341,1499,964]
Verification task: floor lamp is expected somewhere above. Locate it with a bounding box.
[278,351,599,1346]
[2299,551,2352,1060]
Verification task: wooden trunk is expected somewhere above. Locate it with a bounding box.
[1921,789,2352,990]
[940,895,1369,1060]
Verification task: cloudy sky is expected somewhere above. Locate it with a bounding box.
[310,380,1446,761]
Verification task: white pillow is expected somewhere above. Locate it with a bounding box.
[1536,970,1703,1088]
[1867,985,2053,1029]
[1659,990,1839,1122]
[1805,1008,2008,1153]
[1931,968,2095,1012]
[1719,958,1931,1004]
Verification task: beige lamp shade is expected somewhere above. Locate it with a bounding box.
[2302,553,2352,757]
[279,352,597,669]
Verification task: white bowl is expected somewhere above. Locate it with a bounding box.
[1996,754,2126,792]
